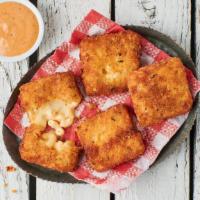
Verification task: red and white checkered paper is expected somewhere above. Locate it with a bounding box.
[4,10,200,193]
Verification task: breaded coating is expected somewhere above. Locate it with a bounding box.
[19,72,82,128]
[20,125,81,172]
[87,131,144,171]
[128,57,193,127]
[76,105,145,171]
[80,31,141,96]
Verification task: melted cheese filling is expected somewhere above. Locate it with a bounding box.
[28,100,78,128]
[105,65,120,81]
[40,130,74,152]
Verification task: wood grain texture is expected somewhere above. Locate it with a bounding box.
[38,0,112,58]
[115,0,191,200]
[37,181,109,200]
[0,61,29,200]
[116,0,191,54]
[193,0,200,199]
[36,1,111,199]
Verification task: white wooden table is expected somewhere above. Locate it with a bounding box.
[0,0,199,200]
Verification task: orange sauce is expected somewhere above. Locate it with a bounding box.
[0,2,39,57]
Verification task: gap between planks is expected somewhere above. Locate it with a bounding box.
[190,0,196,199]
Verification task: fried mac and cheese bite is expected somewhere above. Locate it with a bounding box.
[19,72,82,172]
[20,125,81,172]
[128,57,193,127]
[19,72,82,128]
[80,31,141,96]
[76,105,145,171]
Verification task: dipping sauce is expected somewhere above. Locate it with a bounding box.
[0,2,39,57]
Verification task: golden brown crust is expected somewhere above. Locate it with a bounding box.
[19,72,82,112]
[19,72,82,128]
[128,57,193,127]
[20,125,81,172]
[77,105,133,146]
[86,131,145,171]
[80,30,141,96]
[19,73,82,172]
[76,105,145,171]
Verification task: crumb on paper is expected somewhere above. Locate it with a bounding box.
[6,166,16,172]
[12,189,17,193]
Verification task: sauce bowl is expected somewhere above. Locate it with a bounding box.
[0,0,44,62]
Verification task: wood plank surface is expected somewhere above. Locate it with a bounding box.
[193,0,200,199]
[36,1,111,199]
[0,61,29,200]
[0,1,195,200]
[37,181,109,200]
[115,0,191,200]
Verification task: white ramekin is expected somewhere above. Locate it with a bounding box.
[0,0,44,62]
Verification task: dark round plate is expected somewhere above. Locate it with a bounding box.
[3,26,198,183]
